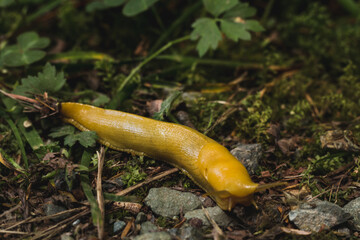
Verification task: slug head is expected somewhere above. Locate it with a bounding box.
[198,142,259,211]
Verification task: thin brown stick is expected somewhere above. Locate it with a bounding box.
[115,168,179,196]
[0,229,29,235]
[3,206,87,230]
[121,218,134,239]
[31,209,89,239]
[96,146,105,240]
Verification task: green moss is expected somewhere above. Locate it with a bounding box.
[237,94,272,143]
[121,156,147,187]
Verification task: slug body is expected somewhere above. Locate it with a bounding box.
[60,102,258,210]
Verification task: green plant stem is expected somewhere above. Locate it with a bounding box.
[261,0,275,23]
[151,1,202,52]
[116,35,191,93]
[156,54,290,70]
[337,0,360,16]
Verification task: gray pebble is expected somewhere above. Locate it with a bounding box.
[343,197,360,231]
[60,233,73,240]
[135,212,148,224]
[132,232,172,240]
[168,226,203,240]
[289,199,351,232]
[145,187,201,217]
[44,203,70,221]
[140,221,158,234]
[230,143,262,175]
[113,220,126,233]
[184,206,233,227]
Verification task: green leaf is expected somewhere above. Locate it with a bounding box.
[14,63,66,96]
[92,93,110,106]
[153,91,182,120]
[80,149,102,227]
[49,125,75,138]
[17,31,50,49]
[86,1,107,12]
[64,131,98,148]
[220,20,251,41]
[244,20,265,32]
[0,0,14,7]
[203,0,238,17]
[190,18,222,57]
[0,31,50,67]
[223,2,256,19]
[122,0,159,17]
[104,0,125,7]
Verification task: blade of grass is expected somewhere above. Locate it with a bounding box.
[16,117,44,159]
[96,147,105,240]
[4,117,29,169]
[80,149,102,230]
[0,148,26,173]
[109,35,190,109]
[150,2,202,52]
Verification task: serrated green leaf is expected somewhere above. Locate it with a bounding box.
[122,0,159,17]
[64,131,97,148]
[244,19,265,32]
[190,18,222,57]
[49,125,75,138]
[92,93,110,106]
[14,63,66,95]
[223,2,256,19]
[203,0,238,17]
[153,91,181,120]
[220,20,251,41]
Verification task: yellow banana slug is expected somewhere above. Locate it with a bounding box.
[60,102,260,211]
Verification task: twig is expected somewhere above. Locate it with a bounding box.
[121,218,134,239]
[202,206,225,240]
[116,168,178,196]
[96,147,105,240]
[0,229,29,235]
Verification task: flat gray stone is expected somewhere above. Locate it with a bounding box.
[168,226,203,240]
[289,199,351,232]
[184,206,233,227]
[343,197,360,230]
[145,187,201,217]
[44,203,70,221]
[135,212,147,224]
[140,221,158,234]
[113,220,126,233]
[230,143,262,175]
[132,232,172,240]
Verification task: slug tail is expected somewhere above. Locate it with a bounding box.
[254,182,287,193]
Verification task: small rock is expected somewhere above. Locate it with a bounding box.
[343,197,360,230]
[132,232,172,240]
[145,187,201,217]
[184,206,233,227]
[140,221,158,234]
[72,219,80,226]
[168,226,203,240]
[60,233,74,240]
[334,227,351,237]
[230,143,262,175]
[288,199,351,232]
[44,203,70,221]
[135,212,148,224]
[114,220,126,233]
